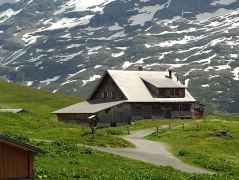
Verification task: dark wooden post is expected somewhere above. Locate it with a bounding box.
[127,126,130,135]
[157,126,159,131]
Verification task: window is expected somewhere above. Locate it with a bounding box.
[181,104,190,111]
[170,89,179,97]
[102,91,108,99]
[158,89,164,97]
[110,91,116,99]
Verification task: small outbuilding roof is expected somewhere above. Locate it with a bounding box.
[52,100,125,114]
[0,109,25,113]
[0,135,45,154]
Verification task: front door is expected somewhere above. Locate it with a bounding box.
[165,110,172,119]
[143,106,152,119]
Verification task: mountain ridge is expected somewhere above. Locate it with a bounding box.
[0,0,239,113]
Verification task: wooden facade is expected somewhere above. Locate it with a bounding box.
[90,73,126,100]
[57,103,131,127]
[0,136,44,180]
[130,102,192,120]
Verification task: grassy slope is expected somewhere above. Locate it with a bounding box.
[148,115,239,179]
[0,81,80,118]
[0,81,131,147]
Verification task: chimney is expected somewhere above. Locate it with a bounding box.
[182,79,185,85]
[138,66,143,71]
[168,70,172,79]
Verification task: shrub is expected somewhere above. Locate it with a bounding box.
[69,158,81,165]
[2,131,34,144]
[50,140,77,157]
[105,128,124,135]
[178,149,189,156]
[80,147,92,154]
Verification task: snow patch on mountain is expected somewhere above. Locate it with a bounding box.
[43,15,93,31]
[54,0,117,15]
[196,8,234,22]
[67,69,86,80]
[112,51,124,58]
[211,0,237,6]
[40,76,60,85]
[82,75,101,86]
[0,9,22,23]
[108,23,123,31]
[22,33,41,45]
[122,61,133,69]
[233,67,239,80]
[128,4,164,26]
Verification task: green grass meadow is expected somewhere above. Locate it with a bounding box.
[148,115,239,179]
[0,81,239,179]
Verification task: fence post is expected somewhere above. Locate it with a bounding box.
[127,126,130,135]
[157,126,159,131]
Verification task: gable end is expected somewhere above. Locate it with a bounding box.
[88,71,127,101]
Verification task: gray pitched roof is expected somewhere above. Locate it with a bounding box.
[107,70,195,102]
[53,70,196,114]
[52,100,125,114]
[0,109,25,113]
[142,76,187,88]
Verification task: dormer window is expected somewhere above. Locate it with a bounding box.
[158,89,164,97]
[170,89,179,97]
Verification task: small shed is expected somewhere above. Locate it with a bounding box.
[0,109,26,114]
[0,135,44,180]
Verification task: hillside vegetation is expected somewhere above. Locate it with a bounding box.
[148,115,239,179]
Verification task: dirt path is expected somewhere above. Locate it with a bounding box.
[90,129,213,174]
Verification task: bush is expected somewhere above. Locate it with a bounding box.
[69,158,81,165]
[80,147,92,154]
[35,167,49,179]
[178,149,189,156]
[105,128,124,135]
[2,131,34,144]
[49,140,77,157]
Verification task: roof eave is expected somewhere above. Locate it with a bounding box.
[0,135,46,154]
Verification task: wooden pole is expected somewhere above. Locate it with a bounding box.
[157,126,159,131]
[127,126,130,135]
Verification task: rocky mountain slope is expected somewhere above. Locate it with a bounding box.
[0,0,239,113]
